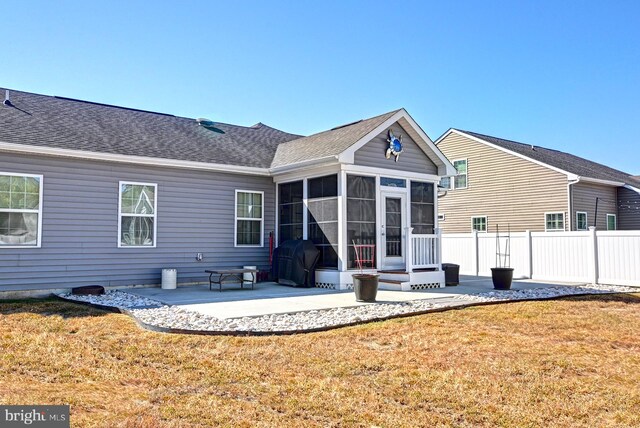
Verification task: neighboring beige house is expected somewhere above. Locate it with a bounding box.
[435,129,640,233]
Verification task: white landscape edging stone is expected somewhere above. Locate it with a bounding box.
[57,284,637,334]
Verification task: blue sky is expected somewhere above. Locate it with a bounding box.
[2,1,638,173]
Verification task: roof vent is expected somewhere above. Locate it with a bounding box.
[3,90,13,107]
[196,117,225,134]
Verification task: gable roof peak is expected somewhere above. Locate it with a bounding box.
[452,128,636,186]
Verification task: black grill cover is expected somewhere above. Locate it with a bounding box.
[272,239,320,287]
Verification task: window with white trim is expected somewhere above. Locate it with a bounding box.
[235,190,263,246]
[453,159,467,189]
[607,214,617,231]
[119,182,157,247]
[576,211,587,231]
[471,216,487,232]
[545,212,565,231]
[439,177,451,190]
[0,173,43,247]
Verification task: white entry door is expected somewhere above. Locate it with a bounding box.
[381,192,406,270]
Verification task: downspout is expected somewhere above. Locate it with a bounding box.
[567,177,580,231]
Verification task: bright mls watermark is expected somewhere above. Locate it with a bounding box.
[0,406,69,427]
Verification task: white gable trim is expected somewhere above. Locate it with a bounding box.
[436,129,579,181]
[338,109,456,176]
[624,184,640,195]
[0,140,271,176]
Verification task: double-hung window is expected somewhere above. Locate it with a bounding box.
[235,190,263,246]
[453,159,467,189]
[0,172,43,247]
[545,212,565,231]
[119,182,157,247]
[439,177,451,190]
[576,212,588,231]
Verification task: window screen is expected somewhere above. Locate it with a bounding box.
[347,175,376,269]
[410,181,434,234]
[307,175,338,268]
[278,181,303,244]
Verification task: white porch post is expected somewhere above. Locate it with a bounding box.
[435,227,442,269]
[302,178,308,240]
[405,227,413,272]
[337,170,347,272]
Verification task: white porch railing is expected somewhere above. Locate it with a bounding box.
[405,227,441,271]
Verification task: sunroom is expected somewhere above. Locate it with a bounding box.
[270,109,456,290]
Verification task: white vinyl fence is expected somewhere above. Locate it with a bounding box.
[441,228,640,287]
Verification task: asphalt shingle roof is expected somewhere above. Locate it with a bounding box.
[271,109,401,168]
[0,88,302,168]
[458,130,640,188]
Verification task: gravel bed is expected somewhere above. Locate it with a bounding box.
[58,284,637,334]
[452,284,637,302]
[58,290,164,309]
[130,299,445,333]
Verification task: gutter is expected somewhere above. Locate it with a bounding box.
[578,176,626,187]
[0,141,271,176]
[268,155,340,175]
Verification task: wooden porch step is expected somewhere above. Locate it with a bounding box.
[377,270,410,274]
[378,279,403,284]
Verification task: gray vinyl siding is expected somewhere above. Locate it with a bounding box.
[0,152,275,290]
[571,182,617,230]
[618,187,640,230]
[354,123,438,174]
[437,132,568,233]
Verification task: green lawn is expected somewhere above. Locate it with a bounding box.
[1,293,639,427]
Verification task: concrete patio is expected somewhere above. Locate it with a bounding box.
[126,275,585,319]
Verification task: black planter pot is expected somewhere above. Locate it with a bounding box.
[491,268,514,290]
[353,274,379,302]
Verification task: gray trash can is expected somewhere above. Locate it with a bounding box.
[161,268,177,289]
[442,263,460,286]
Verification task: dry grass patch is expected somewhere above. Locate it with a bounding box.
[1,294,639,427]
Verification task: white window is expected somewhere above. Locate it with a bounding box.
[607,214,617,231]
[576,212,588,231]
[0,172,43,247]
[118,182,157,247]
[439,177,451,190]
[471,216,487,232]
[235,190,263,247]
[545,212,565,231]
[452,159,467,189]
